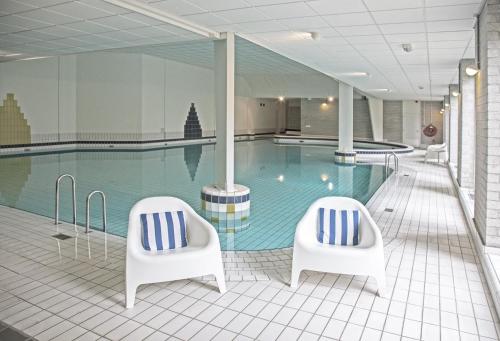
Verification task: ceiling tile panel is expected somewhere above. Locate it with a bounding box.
[149,0,205,16]
[372,8,424,24]
[363,0,424,11]
[49,2,114,19]
[256,3,317,19]
[307,0,366,14]
[215,7,269,23]
[323,12,374,27]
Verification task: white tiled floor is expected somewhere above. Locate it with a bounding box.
[0,151,498,340]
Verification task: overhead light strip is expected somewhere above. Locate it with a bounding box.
[102,0,220,39]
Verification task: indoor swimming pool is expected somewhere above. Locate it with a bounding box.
[0,139,389,250]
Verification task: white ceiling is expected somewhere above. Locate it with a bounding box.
[0,0,481,100]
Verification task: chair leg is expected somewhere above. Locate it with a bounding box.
[374,265,387,298]
[215,263,226,294]
[126,281,138,309]
[290,266,302,289]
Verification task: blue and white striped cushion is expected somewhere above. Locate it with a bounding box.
[317,208,359,246]
[140,211,187,251]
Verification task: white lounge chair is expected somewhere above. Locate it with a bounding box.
[126,197,226,308]
[425,143,447,163]
[290,197,386,297]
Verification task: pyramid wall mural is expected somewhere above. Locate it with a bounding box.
[0,93,31,146]
[184,103,202,139]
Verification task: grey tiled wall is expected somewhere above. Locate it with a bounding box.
[383,101,403,142]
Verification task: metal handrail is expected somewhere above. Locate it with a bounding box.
[55,174,76,225]
[386,152,399,173]
[86,190,107,233]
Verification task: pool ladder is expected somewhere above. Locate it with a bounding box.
[55,174,107,233]
[385,152,399,174]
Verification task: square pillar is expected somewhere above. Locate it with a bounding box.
[457,59,476,189]
[335,82,355,164]
[449,84,459,165]
[214,32,235,191]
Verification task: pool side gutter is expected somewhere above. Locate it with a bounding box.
[273,135,414,155]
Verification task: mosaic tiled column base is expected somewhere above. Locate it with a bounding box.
[334,150,357,165]
[201,184,251,235]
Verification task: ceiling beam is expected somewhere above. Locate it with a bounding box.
[102,0,220,39]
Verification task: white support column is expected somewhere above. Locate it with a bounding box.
[201,32,251,232]
[335,82,356,164]
[449,84,459,165]
[457,58,476,189]
[214,32,235,191]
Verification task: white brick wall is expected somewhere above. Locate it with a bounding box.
[475,0,500,246]
[457,59,476,189]
[449,85,459,165]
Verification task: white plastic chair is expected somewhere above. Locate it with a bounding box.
[126,197,226,308]
[425,143,447,163]
[290,197,386,297]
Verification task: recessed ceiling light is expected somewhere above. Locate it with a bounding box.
[327,96,334,102]
[278,96,285,102]
[19,56,49,61]
[339,72,370,77]
[445,103,449,107]
[3,53,21,57]
[451,91,459,97]
[368,88,391,93]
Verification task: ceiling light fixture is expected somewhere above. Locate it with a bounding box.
[339,72,370,77]
[451,91,459,97]
[445,103,449,107]
[402,43,413,53]
[3,53,21,57]
[327,96,334,102]
[369,88,391,93]
[19,56,49,61]
[465,65,479,76]
[278,96,285,102]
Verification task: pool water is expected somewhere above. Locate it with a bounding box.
[0,140,389,250]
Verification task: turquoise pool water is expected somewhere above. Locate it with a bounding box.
[0,140,388,250]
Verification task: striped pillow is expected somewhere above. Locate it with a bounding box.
[317,208,359,246]
[140,211,188,251]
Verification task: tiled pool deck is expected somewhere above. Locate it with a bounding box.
[0,150,498,340]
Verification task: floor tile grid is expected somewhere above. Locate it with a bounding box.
[0,151,498,340]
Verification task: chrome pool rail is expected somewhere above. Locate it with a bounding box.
[55,174,76,225]
[86,190,107,234]
[385,152,399,174]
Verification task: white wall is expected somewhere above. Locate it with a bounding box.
[142,54,165,140]
[0,56,76,143]
[76,52,142,140]
[164,59,215,139]
[59,56,77,141]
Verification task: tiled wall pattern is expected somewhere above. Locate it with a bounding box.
[353,98,373,140]
[184,103,203,139]
[286,99,301,131]
[301,98,373,139]
[457,59,476,189]
[475,0,500,246]
[383,101,403,142]
[0,94,31,146]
